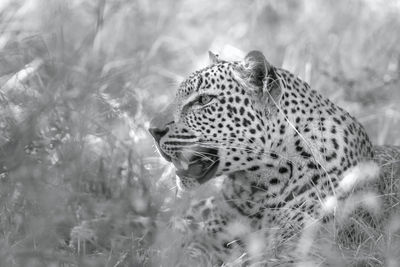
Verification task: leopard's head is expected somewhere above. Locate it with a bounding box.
[149,51,283,189]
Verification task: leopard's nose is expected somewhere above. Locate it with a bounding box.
[149,127,169,143]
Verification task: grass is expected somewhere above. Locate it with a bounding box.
[0,0,399,266]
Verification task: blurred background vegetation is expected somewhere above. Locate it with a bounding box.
[0,0,399,266]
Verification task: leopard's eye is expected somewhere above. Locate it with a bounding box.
[198,95,213,105]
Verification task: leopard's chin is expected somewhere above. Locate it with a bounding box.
[173,147,219,184]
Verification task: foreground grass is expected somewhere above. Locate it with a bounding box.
[0,0,400,266]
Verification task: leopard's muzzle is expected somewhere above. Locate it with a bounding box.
[172,147,219,184]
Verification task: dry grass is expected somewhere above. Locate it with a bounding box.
[0,0,400,266]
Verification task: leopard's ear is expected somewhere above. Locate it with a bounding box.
[242,50,281,102]
[208,51,219,65]
[243,50,268,88]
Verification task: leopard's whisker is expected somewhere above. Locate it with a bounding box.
[196,141,299,165]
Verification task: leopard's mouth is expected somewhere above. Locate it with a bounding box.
[172,147,219,184]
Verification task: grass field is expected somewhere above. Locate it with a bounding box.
[0,0,400,266]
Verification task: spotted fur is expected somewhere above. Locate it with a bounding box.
[150,51,379,265]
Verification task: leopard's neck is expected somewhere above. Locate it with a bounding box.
[219,70,375,221]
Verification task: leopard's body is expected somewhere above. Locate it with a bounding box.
[149,51,396,265]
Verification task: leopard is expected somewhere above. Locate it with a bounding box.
[149,50,400,266]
